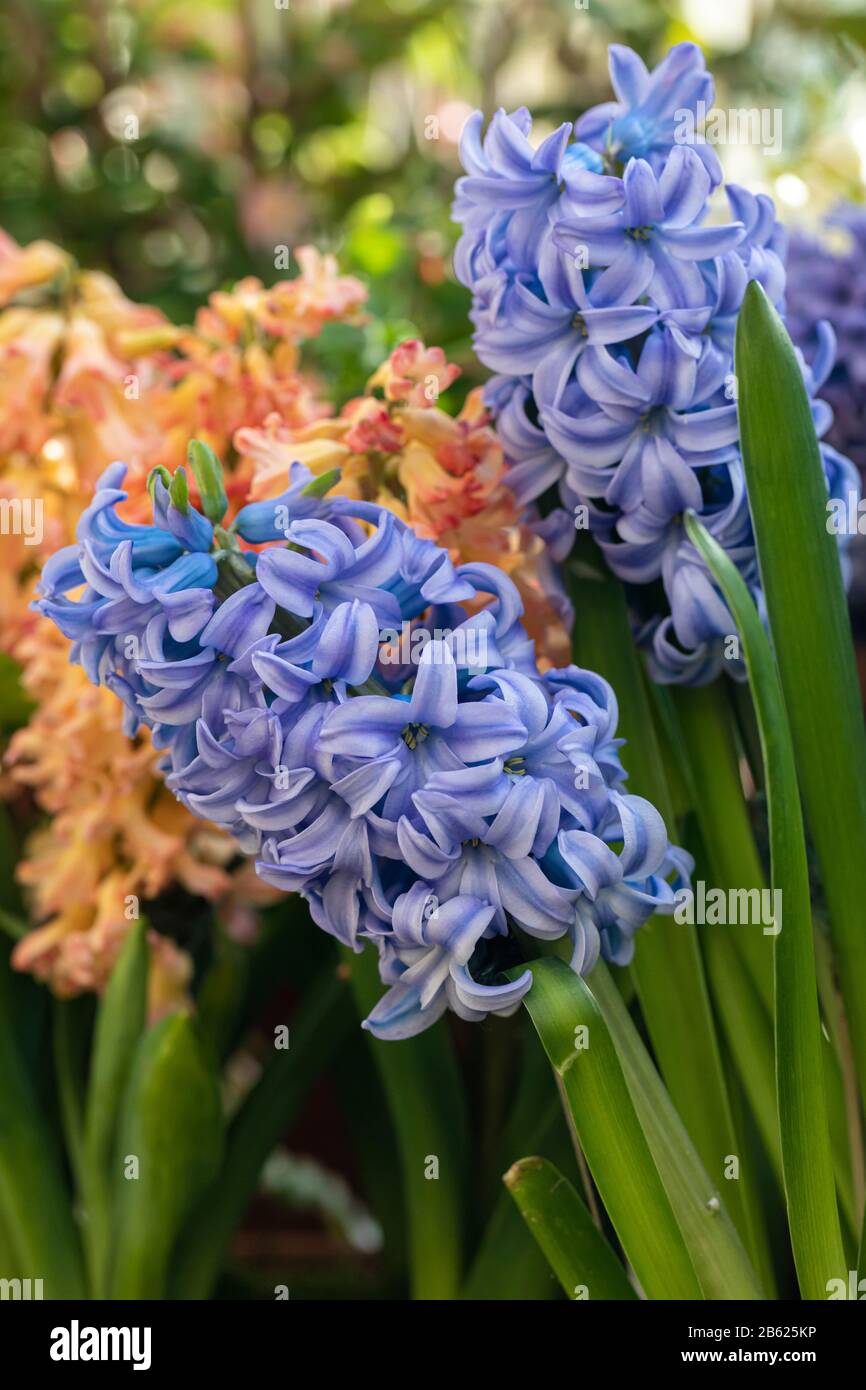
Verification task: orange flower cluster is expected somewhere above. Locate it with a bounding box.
[236,339,571,664]
[0,231,568,1008]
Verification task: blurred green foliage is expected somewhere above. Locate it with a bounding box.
[0,0,864,378]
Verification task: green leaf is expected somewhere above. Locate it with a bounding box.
[672,682,773,1016]
[82,918,148,1296]
[109,1013,223,1299]
[172,962,352,1299]
[589,961,765,1300]
[52,996,92,1195]
[195,931,251,1064]
[462,1035,573,1301]
[568,536,747,1236]
[515,956,702,1299]
[0,957,84,1297]
[736,279,866,1117]
[685,509,847,1297]
[349,945,469,1300]
[671,682,784,1280]
[504,1156,636,1301]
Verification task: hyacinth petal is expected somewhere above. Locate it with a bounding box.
[397,816,460,879]
[331,756,405,818]
[662,222,744,259]
[449,962,533,1014]
[583,303,659,346]
[586,238,655,305]
[199,583,276,658]
[254,547,326,617]
[657,145,710,229]
[448,701,527,762]
[485,778,545,858]
[161,588,216,643]
[531,337,583,410]
[623,158,665,227]
[311,600,380,685]
[497,856,576,934]
[251,650,321,702]
[577,347,650,407]
[38,544,85,597]
[407,640,459,726]
[362,975,450,1041]
[318,697,409,755]
[559,170,625,217]
[557,828,623,898]
[608,43,650,106]
[612,792,670,879]
[530,121,572,175]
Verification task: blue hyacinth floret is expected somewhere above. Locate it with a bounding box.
[36,453,690,1038]
[453,40,860,684]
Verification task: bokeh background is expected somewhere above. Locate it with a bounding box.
[3,0,866,401]
[2,0,866,1298]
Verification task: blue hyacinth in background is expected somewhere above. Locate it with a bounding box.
[453,42,861,684]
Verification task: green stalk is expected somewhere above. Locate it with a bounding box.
[686,510,846,1296]
[349,947,468,1300]
[505,1157,636,1300]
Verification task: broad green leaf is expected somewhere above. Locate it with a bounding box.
[172,962,351,1299]
[109,1013,223,1299]
[736,279,866,1116]
[685,510,847,1297]
[0,958,84,1297]
[569,534,748,1242]
[589,961,765,1299]
[505,1156,635,1301]
[350,945,468,1300]
[463,1035,573,1301]
[82,919,148,1296]
[515,956,702,1300]
[671,683,783,1281]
